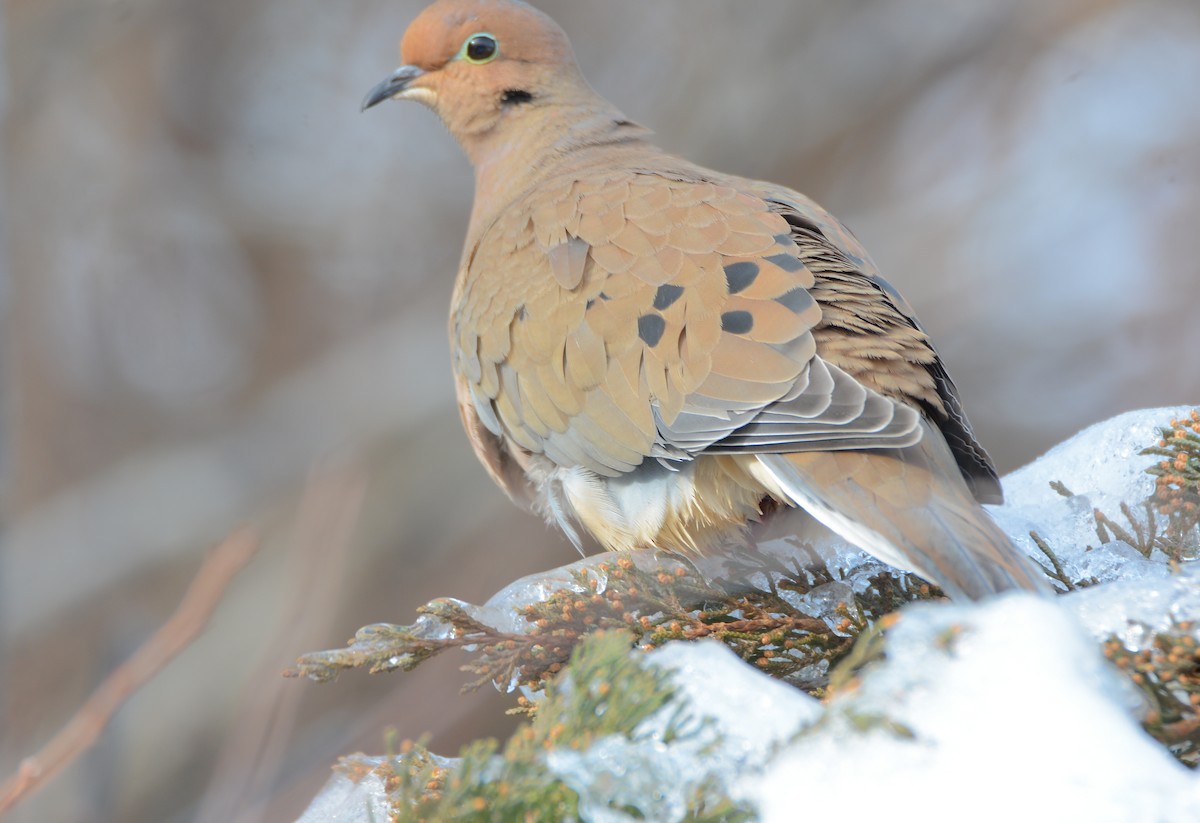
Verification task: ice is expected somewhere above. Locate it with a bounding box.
[1003,406,1193,514]
[547,738,695,823]
[991,405,1198,584]
[789,580,855,623]
[293,758,392,823]
[1068,563,1200,648]
[474,553,628,634]
[1071,540,1170,584]
[744,515,898,598]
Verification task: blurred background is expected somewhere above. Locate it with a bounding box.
[2,0,1198,819]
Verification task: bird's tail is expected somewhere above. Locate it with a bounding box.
[747,421,1048,600]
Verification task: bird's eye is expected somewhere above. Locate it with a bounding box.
[463,33,498,64]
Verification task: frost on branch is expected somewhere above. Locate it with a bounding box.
[287,541,943,699]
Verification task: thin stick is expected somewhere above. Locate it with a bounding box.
[0,527,261,814]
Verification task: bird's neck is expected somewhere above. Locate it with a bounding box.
[462,98,655,246]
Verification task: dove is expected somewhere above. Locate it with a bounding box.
[362,0,1047,600]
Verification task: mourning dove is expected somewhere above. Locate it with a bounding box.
[363,0,1047,600]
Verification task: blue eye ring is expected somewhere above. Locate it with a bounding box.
[461,33,499,64]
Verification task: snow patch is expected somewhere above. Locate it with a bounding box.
[757,595,1200,822]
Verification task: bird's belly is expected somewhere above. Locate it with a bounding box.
[546,455,768,553]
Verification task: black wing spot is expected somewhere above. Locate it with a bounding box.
[723,261,759,294]
[720,310,754,334]
[776,288,813,314]
[653,283,684,310]
[764,253,806,273]
[638,313,666,347]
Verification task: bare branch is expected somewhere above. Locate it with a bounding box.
[0,528,261,814]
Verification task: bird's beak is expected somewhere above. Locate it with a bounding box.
[361,65,427,111]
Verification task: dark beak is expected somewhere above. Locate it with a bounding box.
[361,65,426,111]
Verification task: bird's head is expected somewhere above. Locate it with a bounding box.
[362,0,591,146]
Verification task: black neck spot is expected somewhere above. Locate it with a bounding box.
[501,89,534,106]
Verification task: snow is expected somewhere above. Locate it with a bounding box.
[296,406,1200,822]
[756,595,1200,822]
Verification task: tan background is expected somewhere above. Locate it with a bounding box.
[2,0,1198,820]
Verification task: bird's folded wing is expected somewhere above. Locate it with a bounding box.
[751,185,1003,503]
[454,168,953,479]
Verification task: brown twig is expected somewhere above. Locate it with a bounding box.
[1160,715,1200,744]
[0,527,261,814]
[680,614,827,640]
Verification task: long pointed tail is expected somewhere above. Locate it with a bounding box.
[749,421,1048,600]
